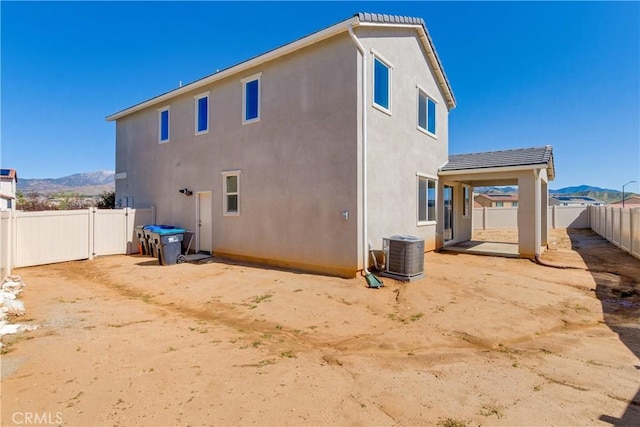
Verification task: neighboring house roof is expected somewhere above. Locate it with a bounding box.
[476,193,518,202]
[0,168,18,182]
[440,146,555,180]
[610,195,640,206]
[106,12,456,121]
[550,195,604,204]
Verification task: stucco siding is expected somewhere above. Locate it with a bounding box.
[115,34,360,276]
[357,27,449,252]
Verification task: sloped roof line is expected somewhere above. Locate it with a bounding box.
[441,145,555,181]
[106,12,456,121]
[356,13,455,107]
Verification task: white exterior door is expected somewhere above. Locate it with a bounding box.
[197,192,212,253]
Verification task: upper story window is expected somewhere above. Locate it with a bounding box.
[242,73,261,124]
[158,106,170,143]
[372,50,392,113]
[417,87,437,137]
[418,174,437,224]
[195,91,210,135]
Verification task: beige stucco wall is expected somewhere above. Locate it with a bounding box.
[355,27,450,252]
[115,33,360,276]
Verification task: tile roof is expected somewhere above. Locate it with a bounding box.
[610,195,640,206]
[477,194,518,201]
[441,146,554,179]
[0,168,17,181]
[356,12,426,26]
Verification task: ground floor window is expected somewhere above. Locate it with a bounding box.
[222,170,241,216]
[417,175,436,224]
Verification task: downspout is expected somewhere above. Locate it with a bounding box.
[348,24,370,275]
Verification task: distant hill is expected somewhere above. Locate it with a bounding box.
[475,186,518,194]
[548,185,617,195]
[17,171,115,196]
[475,185,636,204]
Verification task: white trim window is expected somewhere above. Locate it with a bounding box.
[158,106,170,143]
[372,50,392,114]
[417,87,437,137]
[222,170,241,216]
[241,73,262,124]
[194,91,210,135]
[417,174,437,224]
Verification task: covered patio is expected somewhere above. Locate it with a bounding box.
[437,146,555,258]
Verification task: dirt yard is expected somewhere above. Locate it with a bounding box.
[1,229,639,426]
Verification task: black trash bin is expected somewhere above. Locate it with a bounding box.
[135,225,147,255]
[144,225,178,258]
[142,226,157,257]
[156,229,186,265]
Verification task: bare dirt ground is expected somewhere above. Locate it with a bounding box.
[1,229,639,426]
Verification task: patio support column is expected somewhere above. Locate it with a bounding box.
[436,179,445,249]
[541,178,549,247]
[534,169,542,257]
[517,172,537,258]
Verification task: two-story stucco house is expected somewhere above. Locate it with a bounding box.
[0,169,18,212]
[107,12,554,277]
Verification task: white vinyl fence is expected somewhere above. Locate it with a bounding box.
[590,205,640,260]
[0,207,155,278]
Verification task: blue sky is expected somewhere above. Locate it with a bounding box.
[1,1,639,192]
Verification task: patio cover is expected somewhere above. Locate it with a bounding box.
[439,146,555,258]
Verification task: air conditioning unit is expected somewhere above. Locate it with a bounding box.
[381,235,425,282]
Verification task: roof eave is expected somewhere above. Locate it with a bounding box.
[106,16,359,122]
[106,13,457,121]
[439,163,551,176]
[357,21,456,110]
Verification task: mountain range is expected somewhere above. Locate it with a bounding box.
[16,171,636,203]
[17,171,115,196]
[476,185,636,204]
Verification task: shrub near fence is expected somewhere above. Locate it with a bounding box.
[590,206,640,261]
[0,207,155,278]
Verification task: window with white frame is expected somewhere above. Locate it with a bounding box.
[195,92,209,135]
[242,73,261,123]
[158,106,170,143]
[417,88,436,136]
[372,52,391,113]
[222,171,240,216]
[418,175,437,224]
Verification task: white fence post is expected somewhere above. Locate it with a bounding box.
[0,210,12,278]
[88,207,95,260]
